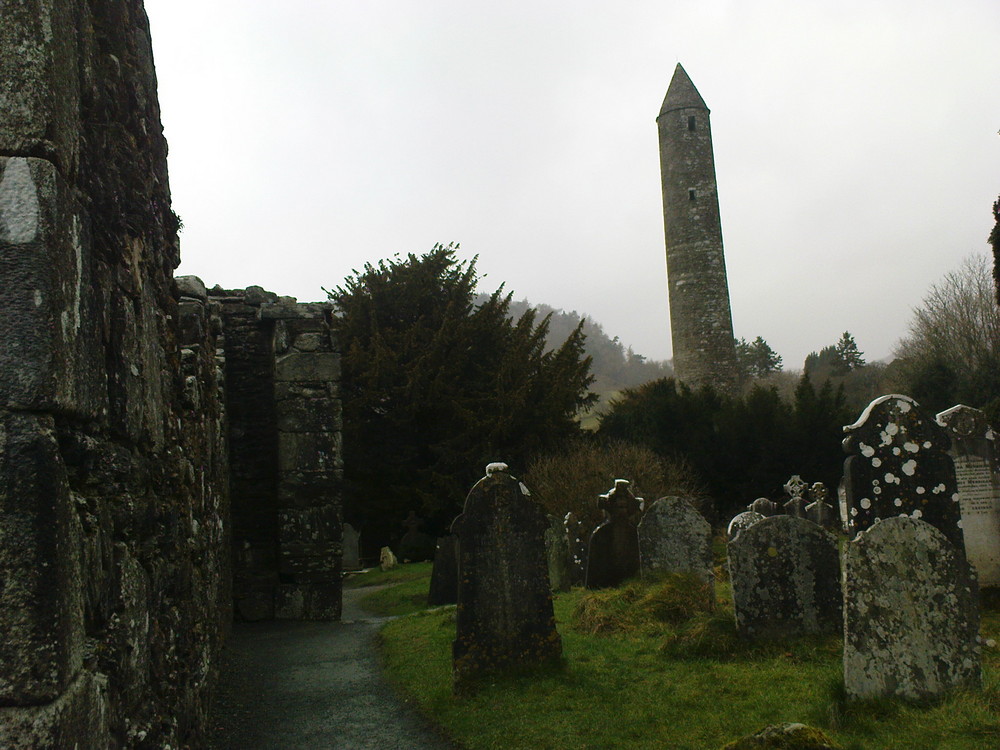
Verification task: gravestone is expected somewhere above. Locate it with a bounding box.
[727,510,765,541]
[727,515,841,640]
[782,475,809,518]
[399,510,435,562]
[544,516,573,592]
[379,546,397,571]
[564,512,589,586]
[427,535,459,606]
[805,482,839,532]
[342,523,361,570]
[748,497,779,516]
[843,516,980,701]
[937,404,1000,587]
[843,394,963,550]
[451,463,561,692]
[585,479,642,589]
[637,496,713,586]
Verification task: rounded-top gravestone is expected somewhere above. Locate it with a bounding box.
[727,510,765,541]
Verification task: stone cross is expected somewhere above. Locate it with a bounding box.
[805,482,839,532]
[782,475,809,518]
[843,516,980,700]
[727,515,841,640]
[937,404,1000,587]
[585,479,642,589]
[451,463,561,693]
[843,394,963,551]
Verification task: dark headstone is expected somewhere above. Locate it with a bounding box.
[937,404,1000,587]
[843,516,980,700]
[452,463,561,692]
[727,510,765,541]
[399,510,435,562]
[843,394,963,550]
[544,516,572,593]
[637,496,712,584]
[342,523,361,570]
[585,480,641,589]
[747,497,779,516]
[563,512,588,586]
[427,535,459,606]
[727,515,841,640]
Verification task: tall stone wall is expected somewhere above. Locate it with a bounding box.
[216,289,344,622]
[0,3,231,747]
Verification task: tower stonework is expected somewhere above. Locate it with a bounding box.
[657,63,739,393]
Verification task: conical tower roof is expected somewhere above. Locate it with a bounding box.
[658,63,708,117]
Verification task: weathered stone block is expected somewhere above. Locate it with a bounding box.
[843,516,980,701]
[277,472,343,509]
[0,411,83,704]
[0,157,104,416]
[278,431,342,473]
[0,0,82,175]
[638,495,712,583]
[727,515,841,640]
[275,397,340,433]
[0,672,110,750]
[274,352,340,382]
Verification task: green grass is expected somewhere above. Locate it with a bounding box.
[375,565,1000,750]
[343,562,436,617]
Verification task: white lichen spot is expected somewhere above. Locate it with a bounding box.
[901,460,917,477]
[33,289,42,307]
[850,507,858,517]
[898,401,912,413]
[952,492,960,503]
[873,485,882,495]
[860,443,875,458]
[871,457,882,467]
[957,519,963,529]
[894,498,903,507]
[884,472,899,484]
[903,441,919,453]
[932,483,946,495]
[860,498,872,509]
[911,509,922,519]
[519,481,531,496]
[916,486,925,494]
[923,441,932,449]
[0,158,40,244]
[892,447,901,456]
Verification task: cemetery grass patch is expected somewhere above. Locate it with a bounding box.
[378,568,1000,749]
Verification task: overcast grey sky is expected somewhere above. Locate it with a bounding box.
[145,1,999,369]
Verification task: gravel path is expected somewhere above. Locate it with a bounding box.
[206,587,459,749]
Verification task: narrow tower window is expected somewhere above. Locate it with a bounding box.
[687,116,697,131]
[688,189,696,201]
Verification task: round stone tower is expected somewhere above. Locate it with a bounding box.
[657,63,739,393]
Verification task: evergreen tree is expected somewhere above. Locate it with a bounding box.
[835,331,865,371]
[736,336,783,381]
[328,244,596,547]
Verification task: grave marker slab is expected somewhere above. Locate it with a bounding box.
[727,510,765,541]
[843,394,963,550]
[452,463,561,692]
[428,535,458,606]
[342,523,360,570]
[806,482,839,532]
[544,516,572,593]
[638,496,712,584]
[727,515,841,640]
[564,512,588,586]
[937,404,1000,587]
[585,480,641,589]
[843,516,980,701]
[748,497,779,516]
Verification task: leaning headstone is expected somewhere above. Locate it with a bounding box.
[782,475,809,518]
[585,479,642,589]
[937,404,1000,587]
[451,463,561,693]
[748,497,779,516]
[727,510,765,541]
[637,496,712,584]
[428,535,459,606]
[843,516,980,701]
[805,482,839,533]
[564,512,589,586]
[727,515,841,640]
[544,516,573,592]
[342,523,361,570]
[843,394,963,550]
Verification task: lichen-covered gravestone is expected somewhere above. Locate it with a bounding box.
[585,479,642,589]
[727,515,841,639]
[544,515,572,593]
[843,394,963,550]
[451,463,561,693]
[637,496,713,587]
[843,516,980,701]
[427,535,458,606]
[805,482,839,533]
[727,510,765,541]
[937,404,1000,587]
